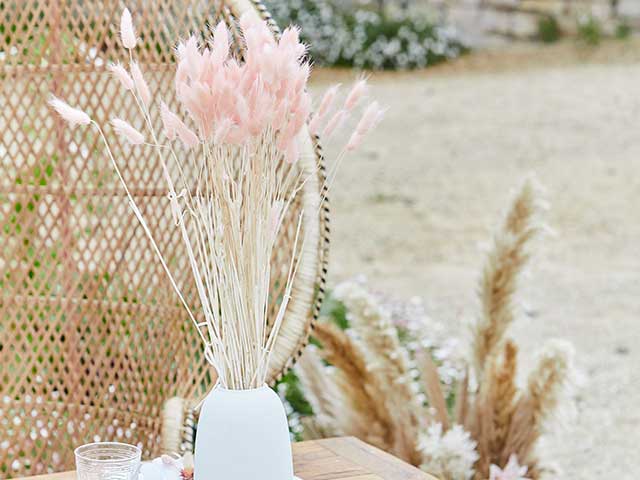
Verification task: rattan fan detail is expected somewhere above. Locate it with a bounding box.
[0,0,329,476]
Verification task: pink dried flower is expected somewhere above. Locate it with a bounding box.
[160,101,179,140]
[322,109,348,138]
[344,78,368,111]
[309,84,341,135]
[181,452,194,480]
[107,62,134,91]
[346,101,385,151]
[279,26,306,60]
[111,118,145,145]
[48,96,91,126]
[214,119,234,144]
[211,21,230,65]
[489,455,530,480]
[284,138,299,164]
[120,8,137,50]
[174,119,200,149]
[130,61,151,106]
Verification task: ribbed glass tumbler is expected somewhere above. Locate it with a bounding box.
[75,442,141,480]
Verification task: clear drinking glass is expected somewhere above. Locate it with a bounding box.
[75,442,142,480]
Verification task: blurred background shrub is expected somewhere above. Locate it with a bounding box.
[264,0,466,70]
[537,14,562,43]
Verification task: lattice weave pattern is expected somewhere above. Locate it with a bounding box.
[0,0,329,477]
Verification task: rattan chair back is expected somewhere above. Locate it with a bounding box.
[0,0,329,476]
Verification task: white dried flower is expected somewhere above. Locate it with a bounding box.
[120,8,137,50]
[419,423,478,480]
[48,96,91,126]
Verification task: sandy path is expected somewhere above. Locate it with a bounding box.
[313,44,640,478]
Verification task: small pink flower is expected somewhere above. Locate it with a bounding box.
[111,118,145,145]
[181,452,194,480]
[120,8,137,49]
[489,455,530,480]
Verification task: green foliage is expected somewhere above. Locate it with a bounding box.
[615,19,632,40]
[319,290,349,330]
[279,370,313,416]
[264,0,466,70]
[537,15,562,43]
[577,15,603,46]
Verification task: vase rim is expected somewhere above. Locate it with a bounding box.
[214,383,270,393]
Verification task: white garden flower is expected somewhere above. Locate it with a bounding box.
[419,423,479,480]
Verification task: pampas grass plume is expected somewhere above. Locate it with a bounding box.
[527,339,575,426]
[347,101,385,151]
[130,61,151,106]
[471,177,543,378]
[309,84,341,135]
[48,96,91,126]
[111,118,145,145]
[323,109,348,138]
[120,8,137,50]
[108,62,134,91]
[344,78,368,111]
[160,101,198,148]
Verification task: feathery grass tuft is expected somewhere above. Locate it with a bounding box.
[472,177,544,380]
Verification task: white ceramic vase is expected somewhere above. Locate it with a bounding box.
[194,385,295,480]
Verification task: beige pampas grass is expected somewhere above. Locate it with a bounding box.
[333,282,426,465]
[526,339,575,430]
[311,322,391,450]
[417,350,449,430]
[294,177,575,480]
[497,341,574,479]
[489,341,519,462]
[471,341,520,479]
[471,177,544,380]
[295,345,344,438]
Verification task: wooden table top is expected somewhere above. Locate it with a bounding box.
[17,437,436,480]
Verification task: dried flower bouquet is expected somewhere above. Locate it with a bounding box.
[292,178,576,480]
[50,8,383,390]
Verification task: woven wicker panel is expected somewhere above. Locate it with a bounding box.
[0,0,329,477]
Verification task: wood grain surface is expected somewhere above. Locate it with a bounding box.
[17,437,437,480]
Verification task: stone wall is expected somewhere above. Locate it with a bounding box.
[406,0,640,45]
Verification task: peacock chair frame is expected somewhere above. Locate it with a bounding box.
[0,0,329,477]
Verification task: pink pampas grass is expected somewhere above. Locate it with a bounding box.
[120,8,137,50]
[309,84,341,135]
[323,109,348,138]
[49,6,383,390]
[111,118,145,145]
[108,62,134,91]
[130,61,151,106]
[48,96,91,126]
[344,78,368,111]
[346,101,385,151]
[160,103,199,148]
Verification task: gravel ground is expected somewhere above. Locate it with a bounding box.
[314,40,640,479]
